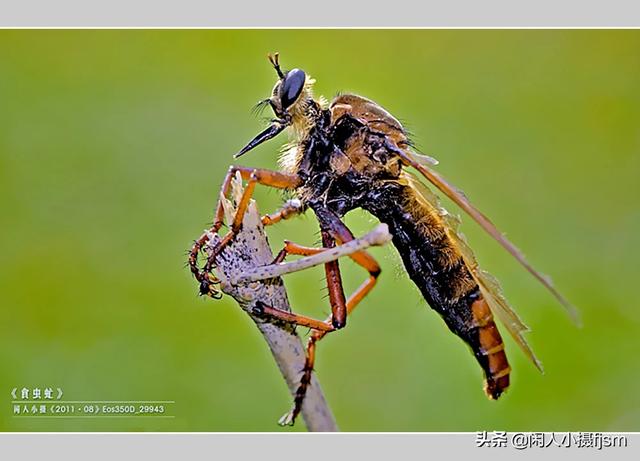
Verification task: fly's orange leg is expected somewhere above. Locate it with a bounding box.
[212,166,301,235]
[188,165,300,298]
[254,302,335,332]
[270,239,323,265]
[272,220,382,426]
[322,230,348,330]
[202,173,258,275]
[257,237,351,334]
[261,199,305,226]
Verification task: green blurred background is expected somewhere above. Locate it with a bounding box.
[1,30,639,432]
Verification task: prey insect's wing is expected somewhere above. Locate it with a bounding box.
[405,173,543,371]
[394,148,580,326]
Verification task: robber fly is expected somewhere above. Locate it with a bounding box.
[189,53,579,426]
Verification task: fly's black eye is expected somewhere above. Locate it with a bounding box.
[280,68,306,109]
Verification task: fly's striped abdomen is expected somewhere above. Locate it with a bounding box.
[364,182,510,398]
[471,297,510,399]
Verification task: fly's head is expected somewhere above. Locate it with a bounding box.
[236,53,320,158]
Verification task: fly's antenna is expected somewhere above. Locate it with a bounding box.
[268,52,285,79]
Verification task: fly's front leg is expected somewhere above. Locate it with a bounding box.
[203,167,300,273]
[211,166,301,234]
[189,165,300,297]
[202,173,258,275]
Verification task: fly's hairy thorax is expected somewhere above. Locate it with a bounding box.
[278,143,304,176]
[287,93,479,306]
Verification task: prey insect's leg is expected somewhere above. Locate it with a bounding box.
[188,165,300,296]
[189,231,223,297]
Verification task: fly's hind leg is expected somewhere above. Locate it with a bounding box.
[189,165,300,297]
[271,222,381,426]
[254,238,379,336]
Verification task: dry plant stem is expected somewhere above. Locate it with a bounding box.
[205,175,391,431]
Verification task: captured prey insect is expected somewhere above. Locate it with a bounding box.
[189,53,580,426]
[198,172,390,429]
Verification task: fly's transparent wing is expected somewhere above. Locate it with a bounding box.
[404,173,543,371]
[395,148,580,327]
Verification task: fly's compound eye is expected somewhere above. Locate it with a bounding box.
[280,68,306,110]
